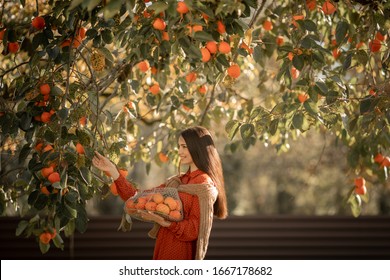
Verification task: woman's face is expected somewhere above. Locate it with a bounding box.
[178,136,194,166]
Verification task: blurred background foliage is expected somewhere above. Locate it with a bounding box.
[0,0,389,253]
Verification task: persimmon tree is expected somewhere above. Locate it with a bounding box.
[0,0,389,253]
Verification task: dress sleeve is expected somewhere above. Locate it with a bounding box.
[114,174,137,201]
[166,195,200,241]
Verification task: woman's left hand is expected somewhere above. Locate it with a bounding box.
[139,211,171,227]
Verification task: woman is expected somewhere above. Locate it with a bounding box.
[92,126,228,260]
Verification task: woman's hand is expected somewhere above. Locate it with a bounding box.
[139,211,171,227]
[92,151,120,180]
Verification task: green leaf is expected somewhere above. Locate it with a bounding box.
[149,1,168,14]
[225,120,240,140]
[69,0,84,10]
[292,55,304,71]
[80,166,92,185]
[315,81,328,95]
[356,49,368,66]
[343,53,352,70]
[19,144,31,163]
[303,19,317,32]
[193,31,214,42]
[292,113,304,130]
[39,241,50,254]
[240,123,255,140]
[304,101,318,116]
[336,21,349,44]
[15,220,29,236]
[269,119,279,135]
[103,0,124,19]
[87,0,101,11]
[216,54,230,67]
[75,203,88,233]
[101,29,114,44]
[360,96,374,115]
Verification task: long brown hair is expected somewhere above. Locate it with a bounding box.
[180,126,228,219]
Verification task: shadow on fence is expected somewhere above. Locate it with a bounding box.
[1,215,389,260]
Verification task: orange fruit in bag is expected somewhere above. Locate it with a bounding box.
[169,210,181,220]
[145,201,157,211]
[156,204,170,215]
[152,193,164,204]
[164,196,177,210]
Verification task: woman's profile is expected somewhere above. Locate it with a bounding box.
[92,126,227,260]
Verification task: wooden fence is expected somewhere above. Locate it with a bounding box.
[1,215,389,260]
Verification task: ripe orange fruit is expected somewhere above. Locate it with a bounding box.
[41,112,52,123]
[374,153,385,164]
[322,0,336,15]
[306,0,316,11]
[201,47,211,62]
[159,152,169,163]
[227,64,240,79]
[298,93,308,103]
[216,20,226,34]
[164,196,177,210]
[39,232,52,244]
[198,85,207,95]
[162,31,169,41]
[145,201,157,211]
[77,27,87,40]
[177,2,189,14]
[156,203,170,215]
[48,172,60,184]
[60,39,71,48]
[354,177,366,188]
[110,182,118,195]
[292,15,305,28]
[276,36,284,46]
[32,16,45,30]
[0,29,5,40]
[288,52,294,61]
[291,67,300,79]
[355,185,367,195]
[332,48,341,59]
[169,210,181,220]
[42,144,53,153]
[8,42,19,53]
[40,186,50,195]
[137,60,149,72]
[218,41,231,54]
[149,83,160,95]
[76,143,85,154]
[152,18,166,31]
[375,31,385,42]
[263,20,273,31]
[369,39,381,52]
[185,72,197,83]
[41,166,54,178]
[380,157,390,168]
[40,84,51,95]
[206,41,218,54]
[79,116,87,126]
[192,25,203,32]
[152,193,164,204]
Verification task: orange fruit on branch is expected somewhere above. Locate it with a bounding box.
[218,41,231,54]
[137,60,149,72]
[0,28,5,40]
[41,166,54,178]
[149,83,160,95]
[48,172,60,184]
[206,41,218,54]
[227,64,241,79]
[306,0,317,11]
[369,39,381,52]
[201,47,211,62]
[185,72,197,83]
[177,2,189,14]
[216,20,226,34]
[263,20,273,31]
[39,84,51,95]
[354,177,366,188]
[298,93,308,103]
[41,112,52,123]
[76,143,85,154]
[153,18,166,31]
[322,0,337,15]
[32,16,45,30]
[8,42,19,53]
[158,152,169,163]
[39,232,52,244]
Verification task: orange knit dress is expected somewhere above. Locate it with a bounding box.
[114,169,214,260]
